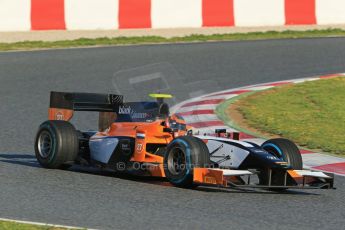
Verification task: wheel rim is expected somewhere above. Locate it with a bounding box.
[167,147,186,175]
[38,130,53,158]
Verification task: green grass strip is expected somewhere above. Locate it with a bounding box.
[0,220,79,230]
[219,77,345,155]
[2,28,345,51]
[215,91,265,138]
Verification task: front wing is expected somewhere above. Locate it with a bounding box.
[193,168,334,190]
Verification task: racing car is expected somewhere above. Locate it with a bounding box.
[34,92,334,190]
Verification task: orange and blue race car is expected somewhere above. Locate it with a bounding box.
[35,92,334,191]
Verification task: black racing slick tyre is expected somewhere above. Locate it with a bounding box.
[262,138,303,169]
[163,136,210,188]
[35,120,79,169]
[259,138,303,190]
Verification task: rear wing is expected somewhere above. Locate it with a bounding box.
[48,91,123,123]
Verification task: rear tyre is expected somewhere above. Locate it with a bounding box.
[35,120,79,169]
[164,136,210,188]
[259,138,302,190]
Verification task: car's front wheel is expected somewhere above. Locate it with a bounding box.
[262,138,302,169]
[259,138,303,190]
[163,136,210,188]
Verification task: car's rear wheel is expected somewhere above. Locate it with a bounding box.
[164,136,210,188]
[35,120,79,169]
[259,138,303,190]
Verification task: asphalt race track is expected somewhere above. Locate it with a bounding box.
[1,38,345,229]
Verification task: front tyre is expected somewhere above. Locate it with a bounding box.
[262,138,302,169]
[35,120,79,169]
[259,138,303,190]
[163,136,210,188]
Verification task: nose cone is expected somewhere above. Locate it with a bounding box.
[250,148,291,169]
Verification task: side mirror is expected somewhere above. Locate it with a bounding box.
[215,129,227,137]
[163,127,172,133]
[163,127,178,133]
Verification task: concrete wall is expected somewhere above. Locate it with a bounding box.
[0,0,344,31]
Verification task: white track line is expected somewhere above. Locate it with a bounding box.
[175,104,218,113]
[182,114,219,123]
[241,85,274,91]
[301,153,345,168]
[200,94,239,100]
